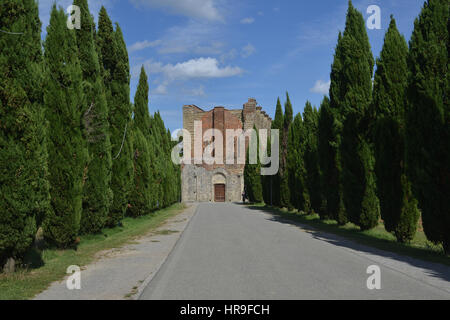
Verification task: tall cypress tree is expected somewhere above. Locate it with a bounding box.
[74,0,112,234]
[287,113,310,213]
[406,0,449,253]
[303,102,322,214]
[152,112,178,207]
[317,96,335,219]
[373,16,419,243]
[244,126,263,203]
[97,8,134,226]
[128,67,153,217]
[43,5,87,248]
[327,31,347,224]
[280,93,293,209]
[270,98,284,207]
[0,0,50,270]
[338,1,379,230]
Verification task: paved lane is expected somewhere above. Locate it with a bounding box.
[140,203,450,300]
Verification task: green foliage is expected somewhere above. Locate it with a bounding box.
[406,0,449,253]
[287,113,310,212]
[128,128,153,217]
[280,93,293,209]
[325,32,347,224]
[128,67,180,215]
[129,67,154,216]
[74,0,112,234]
[303,102,322,214]
[373,16,420,243]
[97,8,134,227]
[0,0,50,264]
[244,127,263,203]
[42,6,88,248]
[268,98,284,207]
[336,1,379,230]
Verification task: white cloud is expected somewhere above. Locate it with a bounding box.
[241,44,256,58]
[240,17,255,24]
[310,80,331,95]
[130,0,223,22]
[134,57,243,95]
[128,40,162,53]
[161,57,243,80]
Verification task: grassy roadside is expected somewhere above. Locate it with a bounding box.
[248,204,450,266]
[0,203,186,300]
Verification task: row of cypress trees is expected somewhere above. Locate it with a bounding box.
[251,0,449,253]
[0,0,180,271]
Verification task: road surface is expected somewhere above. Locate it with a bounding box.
[140,203,450,300]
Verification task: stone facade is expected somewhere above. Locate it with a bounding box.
[182,98,272,203]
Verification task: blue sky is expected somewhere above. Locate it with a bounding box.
[38,0,424,132]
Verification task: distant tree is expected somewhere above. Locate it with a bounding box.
[406,0,449,253]
[303,102,322,214]
[269,98,284,207]
[244,126,263,203]
[318,97,335,220]
[287,113,310,213]
[128,67,153,217]
[74,0,112,234]
[0,0,50,270]
[97,8,134,226]
[373,16,419,243]
[43,6,88,247]
[280,93,293,209]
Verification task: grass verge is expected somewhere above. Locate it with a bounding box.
[248,204,450,266]
[0,203,186,300]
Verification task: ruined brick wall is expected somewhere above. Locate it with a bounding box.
[182,99,272,202]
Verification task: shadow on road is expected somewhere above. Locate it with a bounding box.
[242,204,450,285]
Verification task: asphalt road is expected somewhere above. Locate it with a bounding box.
[140,203,450,300]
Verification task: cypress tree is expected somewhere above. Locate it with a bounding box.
[74,0,112,234]
[43,5,87,247]
[406,0,449,253]
[244,126,263,203]
[280,93,293,209]
[128,67,153,217]
[373,16,419,242]
[97,8,134,226]
[303,102,322,214]
[287,113,310,213]
[153,112,178,207]
[338,1,379,230]
[327,31,347,225]
[271,98,284,207]
[317,97,335,219]
[0,0,50,270]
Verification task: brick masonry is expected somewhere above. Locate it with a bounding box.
[182,98,272,202]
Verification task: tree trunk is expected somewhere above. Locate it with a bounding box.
[3,257,15,274]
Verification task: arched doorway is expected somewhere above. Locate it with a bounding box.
[212,173,226,202]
